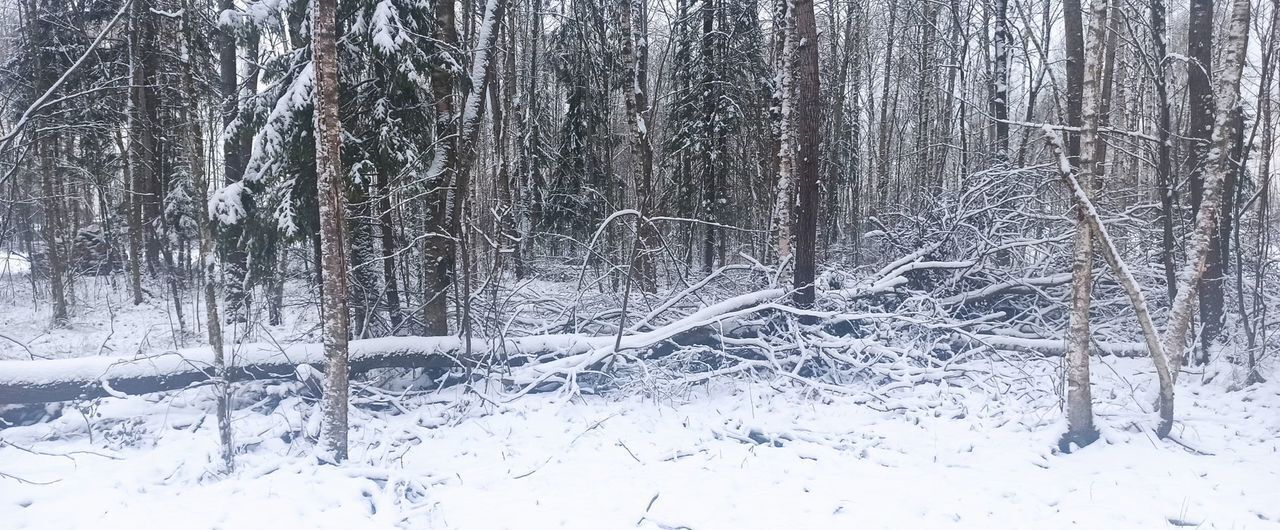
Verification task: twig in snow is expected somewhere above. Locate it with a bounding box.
[0,332,43,360]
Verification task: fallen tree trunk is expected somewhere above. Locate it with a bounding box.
[965,334,1148,357]
[939,274,1073,307]
[0,335,635,405]
[0,290,788,405]
[0,286,1152,405]
[0,329,1152,406]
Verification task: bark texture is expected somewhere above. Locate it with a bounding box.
[313,0,351,462]
[790,0,821,308]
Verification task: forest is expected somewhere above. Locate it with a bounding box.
[0,0,1278,525]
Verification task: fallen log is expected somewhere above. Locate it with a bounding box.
[938,274,1073,307]
[0,335,611,405]
[964,334,1148,357]
[0,286,1151,406]
[0,289,789,405]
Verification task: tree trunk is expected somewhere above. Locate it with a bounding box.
[1062,0,1085,164]
[1187,0,1224,360]
[22,0,69,325]
[126,0,150,306]
[1150,0,1177,301]
[313,0,350,462]
[1055,0,1254,439]
[770,0,794,263]
[39,139,68,325]
[1060,0,1109,450]
[423,0,461,336]
[790,0,820,308]
[182,3,231,471]
[1245,2,1279,384]
[849,0,868,264]
[219,0,250,324]
[700,0,719,273]
[874,0,899,210]
[513,0,543,280]
[620,0,659,292]
[991,0,1010,162]
[376,170,404,331]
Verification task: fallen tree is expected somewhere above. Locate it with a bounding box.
[0,335,540,404]
[0,291,1152,405]
[0,290,787,405]
[0,168,1185,407]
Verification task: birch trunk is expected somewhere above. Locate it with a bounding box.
[1060,0,1110,450]
[1163,0,1253,378]
[991,0,1010,161]
[1048,0,1253,440]
[770,0,795,263]
[620,0,658,292]
[313,0,350,462]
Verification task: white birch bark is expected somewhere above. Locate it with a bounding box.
[313,0,350,463]
[1046,0,1251,438]
[770,0,796,263]
[1061,0,1110,449]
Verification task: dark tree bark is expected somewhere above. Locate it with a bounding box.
[700,0,718,273]
[39,139,68,325]
[849,0,867,264]
[126,0,155,306]
[913,0,939,194]
[489,21,515,283]
[1186,0,1223,361]
[422,0,508,336]
[21,0,69,325]
[1062,0,1085,164]
[513,0,544,280]
[376,169,404,331]
[129,0,162,275]
[423,0,461,336]
[1150,0,1177,301]
[791,0,821,308]
[822,0,854,249]
[219,0,251,323]
[621,0,658,292]
[874,0,898,209]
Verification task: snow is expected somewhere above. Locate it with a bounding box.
[457,0,504,143]
[241,62,316,184]
[0,251,31,276]
[370,0,404,53]
[2,356,1278,529]
[0,262,1277,529]
[208,180,247,224]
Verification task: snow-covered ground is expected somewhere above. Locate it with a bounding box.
[0,275,322,362]
[2,356,1277,529]
[1,279,1278,529]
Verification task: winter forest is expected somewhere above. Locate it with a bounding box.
[0,0,1278,523]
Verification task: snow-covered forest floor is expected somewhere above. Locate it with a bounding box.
[3,358,1278,529]
[1,277,1278,529]
[0,267,1274,527]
